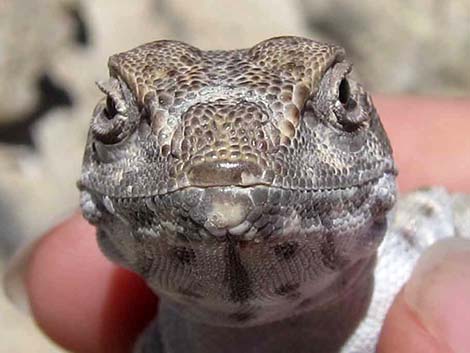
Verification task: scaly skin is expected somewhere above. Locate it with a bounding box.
[78,37,468,352]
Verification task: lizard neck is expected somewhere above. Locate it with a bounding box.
[156,256,375,353]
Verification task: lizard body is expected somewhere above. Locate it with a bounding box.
[78,37,469,353]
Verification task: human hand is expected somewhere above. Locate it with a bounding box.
[6,97,470,353]
[376,96,470,353]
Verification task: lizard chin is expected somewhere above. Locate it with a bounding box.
[81,172,395,326]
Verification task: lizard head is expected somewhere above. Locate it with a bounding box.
[79,37,397,325]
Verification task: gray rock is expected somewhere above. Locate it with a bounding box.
[300,0,470,95]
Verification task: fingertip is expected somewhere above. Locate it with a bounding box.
[378,238,470,353]
[377,290,446,353]
[26,213,157,353]
[26,213,106,352]
[97,265,158,353]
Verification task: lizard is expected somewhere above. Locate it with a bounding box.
[77,36,470,353]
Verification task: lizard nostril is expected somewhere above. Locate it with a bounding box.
[187,161,264,187]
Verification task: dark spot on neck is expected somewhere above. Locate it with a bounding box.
[274,241,299,260]
[274,283,300,296]
[228,311,256,322]
[172,246,196,265]
[320,234,342,271]
[224,240,253,303]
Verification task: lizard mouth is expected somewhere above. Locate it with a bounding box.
[137,169,397,242]
[186,160,273,188]
[183,158,395,190]
[80,166,396,242]
[163,162,397,195]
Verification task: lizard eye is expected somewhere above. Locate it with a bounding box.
[90,78,141,145]
[104,96,118,119]
[338,78,352,107]
[334,77,368,132]
[91,95,128,144]
[313,62,371,133]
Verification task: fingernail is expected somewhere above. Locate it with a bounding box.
[2,240,38,315]
[404,237,470,353]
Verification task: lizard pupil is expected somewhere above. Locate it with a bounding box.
[338,78,357,112]
[338,78,351,105]
[104,96,118,119]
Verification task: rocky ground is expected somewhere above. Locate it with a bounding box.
[1,0,469,351]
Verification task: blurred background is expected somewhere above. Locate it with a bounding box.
[0,0,469,351]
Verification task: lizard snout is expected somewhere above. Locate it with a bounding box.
[187,160,266,187]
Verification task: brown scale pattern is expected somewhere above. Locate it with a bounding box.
[81,36,394,199]
[108,36,342,136]
[176,102,271,169]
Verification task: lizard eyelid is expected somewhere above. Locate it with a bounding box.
[95,78,128,115]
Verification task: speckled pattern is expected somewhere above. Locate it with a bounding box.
[80,37,394,198]
[78,37,468,353]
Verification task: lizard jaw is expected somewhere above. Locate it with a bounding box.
[81,170,395,244]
